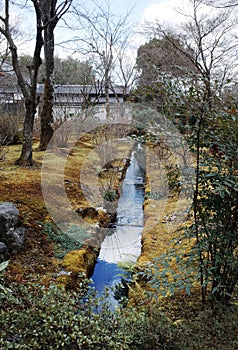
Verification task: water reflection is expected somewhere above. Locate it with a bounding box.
[90,143,145,303]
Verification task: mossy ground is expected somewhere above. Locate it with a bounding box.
[0,133,130,286]
[0,143,54,283]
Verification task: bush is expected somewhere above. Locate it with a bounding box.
[103,189,117,202]
[165,164,181,193]
[192,110,238,304]
[0,112,24,145]
[0,278,179,350]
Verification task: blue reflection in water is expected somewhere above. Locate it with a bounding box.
[90,260,130,308]
[92,260,122,294]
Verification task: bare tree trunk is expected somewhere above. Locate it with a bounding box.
[0,0,44,165]
[38,79,54,150]
[105,66,110,119]
[15,99,36,165]
[38,4,55,151]
[38,0,72,150]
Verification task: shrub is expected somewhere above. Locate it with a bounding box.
[0,112,24,145]
[192,110,238,304]
[165,164,181,193]
[0,278,180,350]
[103,189,117,202]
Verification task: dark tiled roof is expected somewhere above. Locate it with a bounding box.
[37,84,126,95]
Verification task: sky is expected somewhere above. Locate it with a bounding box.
[111,0,187,24]
[11,0,214,60]
[13,0,191,58]
[55,0,190,57]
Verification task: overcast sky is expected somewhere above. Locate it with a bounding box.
[54,0,188,57]
[112,0,187,23]
[16,0,203,58]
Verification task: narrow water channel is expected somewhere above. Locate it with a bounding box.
[90,143,145,304]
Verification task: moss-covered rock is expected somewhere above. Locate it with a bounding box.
[58,246,98,288]
[62,246,97,275]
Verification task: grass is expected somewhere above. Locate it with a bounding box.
[0,129,132,282]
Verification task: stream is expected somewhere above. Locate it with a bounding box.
[90,142,145,305]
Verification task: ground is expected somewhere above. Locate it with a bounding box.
[0,143,54,283]
[1,138,238,350]
[0,133,131,285]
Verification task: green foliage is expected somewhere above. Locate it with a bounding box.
[0,261,11,300]
[136,36,196,90]
[133,79,238,305]
[165,164,181,193]
[54,57,95,85]
[0,260,9,273]
[139,240,198,298]
[0,278,180,350]
[43,223,90,259]
[147,190,165,201]
[192,110,238,303]
[103,189,117,202]
[1,276,238,350]
[163,300,238,350]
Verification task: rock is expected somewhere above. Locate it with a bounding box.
[0,202,25,253]
[58,246,99,289]
[114,277,129,302]
[76,207,98,219]
[0,242,7,253]
[0,241,8,262]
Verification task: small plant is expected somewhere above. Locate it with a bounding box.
[147,190,165,200]
[103,188,117,202]
[43,222,90,258]
[0,260,11,300]
[138,237,198,298]
[0,260,9,273]
[165,164,181,193]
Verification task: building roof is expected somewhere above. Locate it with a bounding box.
[37,84,126,95]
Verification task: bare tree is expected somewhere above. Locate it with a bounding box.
[0,34,10,66]
[72,0,133,118]
[202,0,238,8]
[145,0,238,109]
[0,0,43,165]
[114,36,137,99]
[38,0,73,151]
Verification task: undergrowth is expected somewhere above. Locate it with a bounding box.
[0,275,238,350]
[43,222,90,259]
[0,277,179,350]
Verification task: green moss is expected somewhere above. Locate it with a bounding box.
[62,248,89,274]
